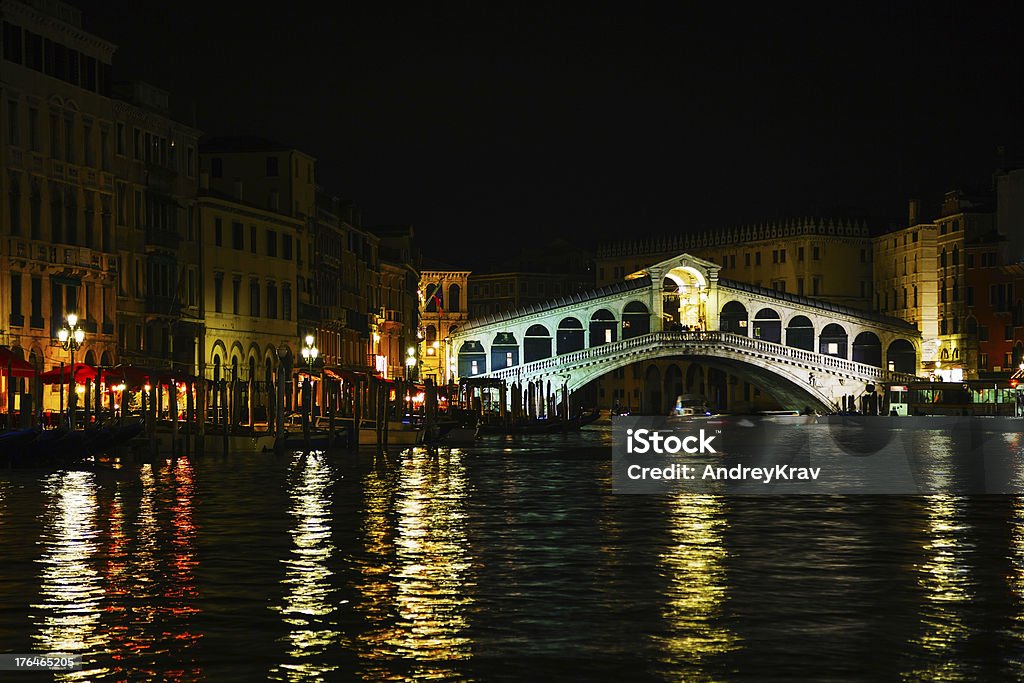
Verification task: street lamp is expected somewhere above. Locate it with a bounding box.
[58,313,85,429]
[301,334,319,373]
[405,345,417,380]
[300,334,318,447]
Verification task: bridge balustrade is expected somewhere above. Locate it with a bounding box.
[481,330,918,385]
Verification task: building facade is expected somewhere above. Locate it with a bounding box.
[112,81,201,374]
[871,202,939,372]
[198,138,318,420]
[1,0,119,414]
[419,268,470,384]
[376,224,421,380]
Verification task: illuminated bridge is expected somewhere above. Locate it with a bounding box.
[449,254,922,413]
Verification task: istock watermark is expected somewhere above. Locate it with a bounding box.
[625,427,718,454]
[612,415,1024,495]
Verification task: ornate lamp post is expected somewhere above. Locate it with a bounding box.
[58,313,85,429]
[405,346,417,381]
[300,334,318,447]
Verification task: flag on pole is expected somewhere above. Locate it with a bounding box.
[432,288,443,314]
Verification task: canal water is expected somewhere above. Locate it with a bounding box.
[1,426,1023,681]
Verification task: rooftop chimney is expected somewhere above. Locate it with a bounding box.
[908,199,918,226]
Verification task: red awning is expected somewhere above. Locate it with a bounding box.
[0,348,36,378]
[101,365,149,389]
[323,367,370,383]
[40,363,98,384]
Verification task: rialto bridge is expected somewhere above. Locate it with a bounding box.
[448,254,922,413]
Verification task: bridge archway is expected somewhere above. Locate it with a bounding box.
[886,339,915,374]
[685,363,704,394]
[819,323,848,359]
[643,364,662,414]
[622,301,650,339]
[556,317,585,354]
[458,341,486,376]
[720,301,748,336]
[851,331,882,367]
[664,363,682,410]
[786,315,814,351]
[752,308,782,343]
[662,266,707,329]
[524,324,552,362]
[491,332,519,370]
[589,309,617,346]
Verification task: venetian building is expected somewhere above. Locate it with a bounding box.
[1,0,119,413]
[872,200,938,375]
[419,266,470,384]
[197,137,317,421]
[111,82,201,375]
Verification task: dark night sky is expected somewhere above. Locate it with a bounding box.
[70,1,1023,266]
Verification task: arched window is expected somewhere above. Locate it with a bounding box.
[447,284,461,313]
[425,325,437,343]
[424,283,440,312]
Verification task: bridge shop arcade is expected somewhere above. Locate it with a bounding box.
[451,254,923,415]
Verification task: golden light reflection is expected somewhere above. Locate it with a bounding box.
[102,460,203,682]
[270,451,342,681]
[906,435,974,682]
[653,492,738,679]
[32,470,108,681]
[357,448,475,677]
[1006,432,1024,655]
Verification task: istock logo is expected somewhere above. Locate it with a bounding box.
[626,428,717,454]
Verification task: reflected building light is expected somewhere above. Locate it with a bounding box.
[905,433,974,680]
[32,471,108,677]
[270,452,341,681]
[390,451,474,663]
[355,449,475,675]
[1008,432,1024,667]
[653,493,738,674]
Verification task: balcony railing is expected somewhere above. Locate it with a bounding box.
[299,302,322,322]
[146,294,181,316]
[144,229,180,250]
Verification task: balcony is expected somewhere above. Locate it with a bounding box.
[144,228,180,250]
[299,302,322,322]
[146,294,181,316]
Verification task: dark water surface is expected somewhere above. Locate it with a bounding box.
[2,427,1024,681]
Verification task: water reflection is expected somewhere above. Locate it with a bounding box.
[32,470,107,681]
[270,451,341,681]
[907,436,975,681]
[357,448,475,679]
[653,493,738,680]
[1011,434,1024,631]
[101,460,203,681]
